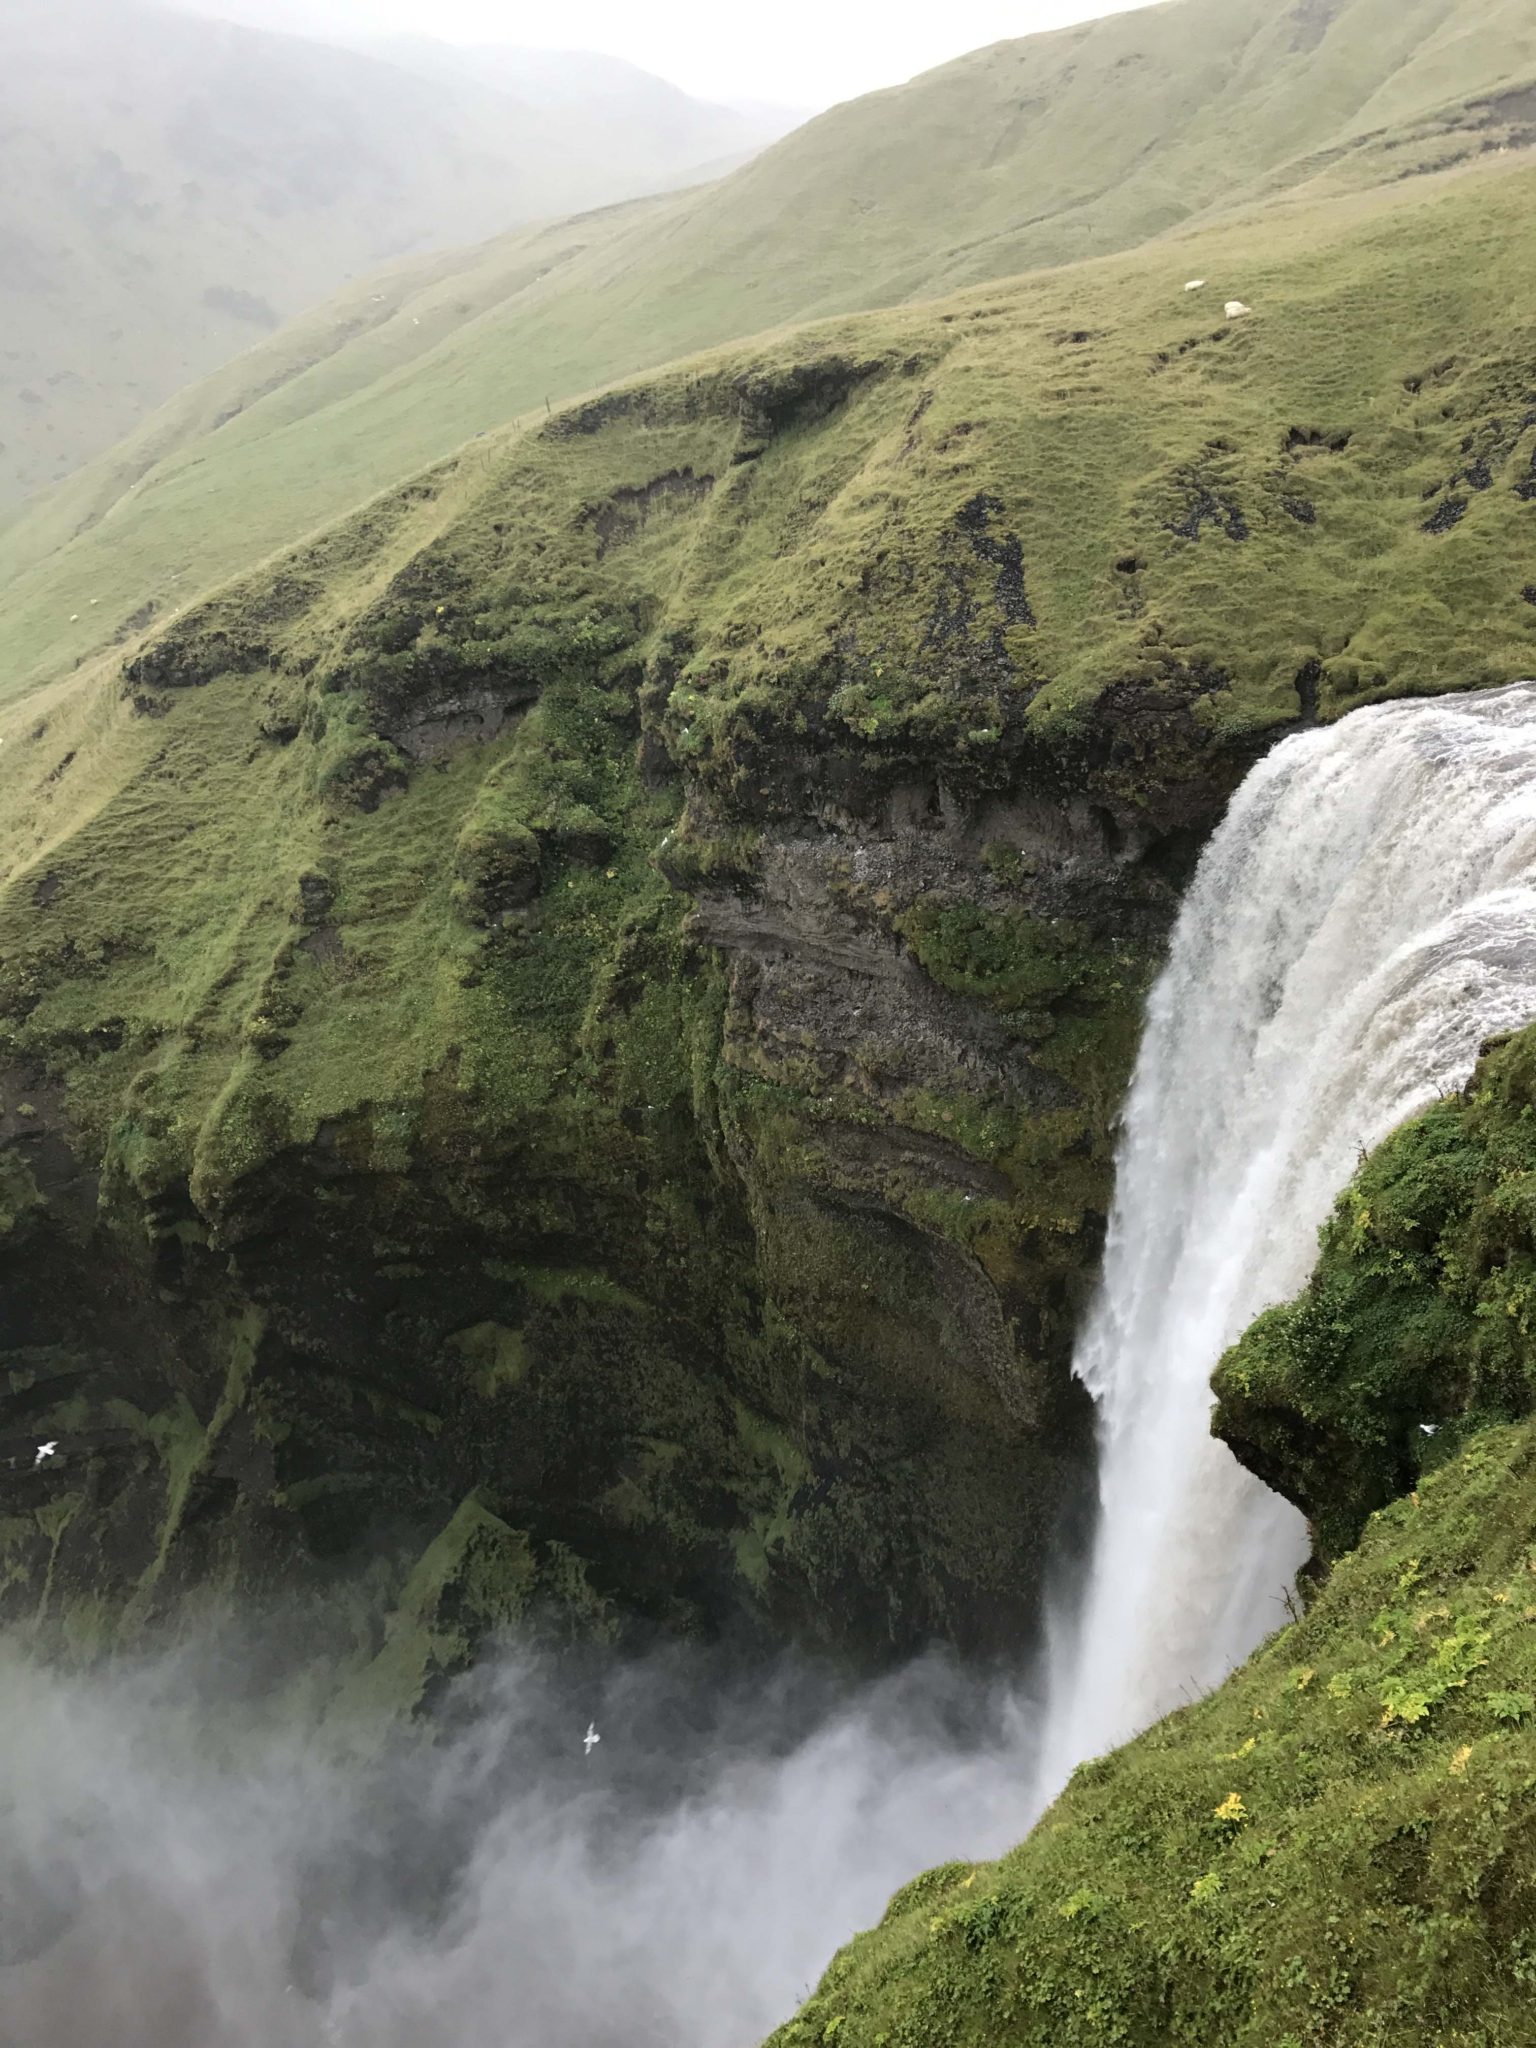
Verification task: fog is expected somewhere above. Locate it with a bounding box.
[163,0,1163,108]
[0,1636,1050,2046]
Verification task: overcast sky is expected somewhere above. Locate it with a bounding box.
[168,0,1159,108]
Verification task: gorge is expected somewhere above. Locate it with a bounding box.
[7,680,1536,2045]
[3,1,1536,2040]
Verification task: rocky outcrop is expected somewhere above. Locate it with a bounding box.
[0,685,1235,1689]
[0,585,1264,1695]
[1214,1026,1536,1559]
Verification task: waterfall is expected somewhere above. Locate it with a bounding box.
[1039,679,1536,1786]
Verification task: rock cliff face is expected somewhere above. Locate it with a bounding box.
[3,161,1536,1697]
[0,611,1233,1685]
[0,396,1259,1689]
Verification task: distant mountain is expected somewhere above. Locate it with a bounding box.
[371,37,806,182]
[2,0,1533,697]
[0,0,800,506]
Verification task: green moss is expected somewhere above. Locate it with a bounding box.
[898,900,1111,1016]
[1215,1028,1536,1558]
[0,1147,43,1236]
[327,1493,618,1727]
[446,1322,530,1397]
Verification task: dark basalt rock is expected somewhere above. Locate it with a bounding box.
[1169,489,1249,542]
[1422,494,1468,534]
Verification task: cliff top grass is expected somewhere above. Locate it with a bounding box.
[0,155,1533,1217]
[765,1414,1536,2048]
[1,0,1532,699]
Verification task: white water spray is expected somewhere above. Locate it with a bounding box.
[1041,680,1536,1784]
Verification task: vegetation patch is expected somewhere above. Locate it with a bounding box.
[1215,1027,1536,1559]
[767,1420,1536,2048]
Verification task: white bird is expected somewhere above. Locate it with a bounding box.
[34,1441,58,1466]
[583,1722,601,1757]
[1419,1423,1439,1437]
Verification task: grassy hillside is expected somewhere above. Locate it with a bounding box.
[0,0,795,508]
[0,154,1533,1677]
[766,1411,1536,2048]
[5,153,1533,1158]
[3,0,1532,699]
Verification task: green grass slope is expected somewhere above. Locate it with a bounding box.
[3,158,1535,1169]
[3,0,1532,699]
[0,0,795,509]
[765,1414,1536,2048]
[0,159,1533,1668]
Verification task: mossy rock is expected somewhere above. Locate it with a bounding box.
[1215,1027,1536,1558]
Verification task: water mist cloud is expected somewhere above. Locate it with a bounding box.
[0,1638,1047,2046]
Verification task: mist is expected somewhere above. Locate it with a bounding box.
[0,1636,1049,2046]
[161,0,1164,109]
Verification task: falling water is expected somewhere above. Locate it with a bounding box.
[1041,680,1536,1785]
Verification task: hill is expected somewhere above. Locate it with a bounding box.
[0,0,797,508]
[0,149,1533,1675]
[1,0,1531,701]
[371,36,802,178]
[2,6,1536,2028]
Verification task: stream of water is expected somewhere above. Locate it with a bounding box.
[1039,679,1536,1786]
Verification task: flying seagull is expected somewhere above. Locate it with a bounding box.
[34,1442,58,1466]
[583,1722,601,1757]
